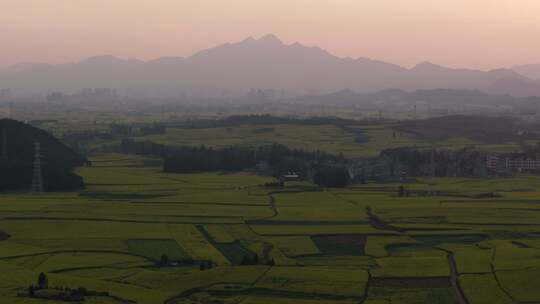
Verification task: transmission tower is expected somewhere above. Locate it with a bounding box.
[31,142,44,193]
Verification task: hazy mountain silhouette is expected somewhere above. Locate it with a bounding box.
[513,64,540,81]
[1,34,539,97]
[487,77,540,97]
[294,88,538,108]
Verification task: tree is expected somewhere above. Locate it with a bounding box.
[37,272,48,289]
[397,185,405,197]
[76,287,88,296]
[160,254,169,266]
[28,285,35,297]
[313,166,350,188]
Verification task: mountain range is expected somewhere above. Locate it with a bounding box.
[1,34,540,98]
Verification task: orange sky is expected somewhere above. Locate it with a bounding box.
[2,0,540,69]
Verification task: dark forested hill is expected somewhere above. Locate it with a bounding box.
[0,119,86,191]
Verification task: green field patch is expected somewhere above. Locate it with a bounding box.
[511,239,540,249]
[54,267,139,281]
[497,267,540,302]
[297,255,375,267]
[178,293,360,304]
[127,239,190,261]
[15,238,129,252]
[366,287,457,304]
[372,256,450,278]
[248,220,369,226]
[196,226,256,265]
[123,266,267,297]
[311,235,366,256]
[266,236,320,257]
[250,225,388,236]
[254,266,368,297]
[413,234,487,246]
[370,277,451,288]
[141,124,366,157]
[491,240,540,270]
[365,236,419,257]
[35,252,150,273]
[80,192,170,201]
[241,296,358,304]
[0,241,54,258]
[439,244,493,274]
[167,224,230,266]
[459,274,513,304]
[9,253,54,270]
[204,225,238,243]
[385,244,445,257]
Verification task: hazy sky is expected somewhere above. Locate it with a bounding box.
[2,0,540,69]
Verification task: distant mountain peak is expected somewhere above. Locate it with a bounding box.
[258,34,283,44]
[513,63,540,80]
[241,37,255,43]
[412,61,446,71]
[81,55,123,64]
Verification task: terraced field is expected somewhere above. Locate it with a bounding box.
[1,155,540,303]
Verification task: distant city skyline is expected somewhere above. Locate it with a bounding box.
[2,0,540,70]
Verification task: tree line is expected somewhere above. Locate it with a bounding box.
[116,139,351,187]
[379,147,489,177]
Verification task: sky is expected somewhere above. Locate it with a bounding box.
[2,0,540,70]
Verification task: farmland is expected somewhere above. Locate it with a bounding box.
[138,123,520,158]
[0,113,539,303]
[0,151,539,303]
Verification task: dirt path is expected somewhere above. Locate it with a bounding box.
[446,252,470,304]
[489,246,516,302]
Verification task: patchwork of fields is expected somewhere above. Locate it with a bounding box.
[138,124,521,158]
[0,154,539,303]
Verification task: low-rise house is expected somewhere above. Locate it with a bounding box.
[279,173,300,185]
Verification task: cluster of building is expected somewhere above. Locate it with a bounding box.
[46,88,118,103]
[0,89,13,101]
[486,154,540,172]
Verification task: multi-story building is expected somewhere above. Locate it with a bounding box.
[487,154,540,171]
[505,158,540,170]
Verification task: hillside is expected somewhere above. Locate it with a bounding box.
[0,119,86,191]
